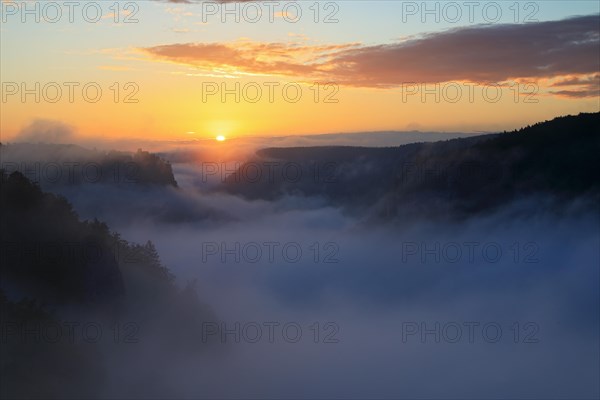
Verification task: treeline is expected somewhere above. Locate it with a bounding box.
[0,144,178,187]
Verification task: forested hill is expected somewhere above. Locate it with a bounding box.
[219,112,600,219]
[0,144,178,187]
[0,170,214,398]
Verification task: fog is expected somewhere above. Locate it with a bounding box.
[50,158,599,399]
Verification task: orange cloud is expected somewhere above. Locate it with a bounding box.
[549,74,600,98]
[141,15,599,97]
[141,41,358,79]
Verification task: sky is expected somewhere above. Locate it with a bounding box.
[1,0,599,142]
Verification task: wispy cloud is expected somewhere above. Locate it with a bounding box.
[549,73,600,98]
[141,41,359,78]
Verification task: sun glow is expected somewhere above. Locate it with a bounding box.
[216,135,226,142]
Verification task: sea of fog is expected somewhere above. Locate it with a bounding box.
[51,160,600,399]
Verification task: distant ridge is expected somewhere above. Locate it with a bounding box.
[219,113,600,220]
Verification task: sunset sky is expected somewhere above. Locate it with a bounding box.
[1,0,599,142]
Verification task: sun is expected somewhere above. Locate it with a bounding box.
[216,135,226,142]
